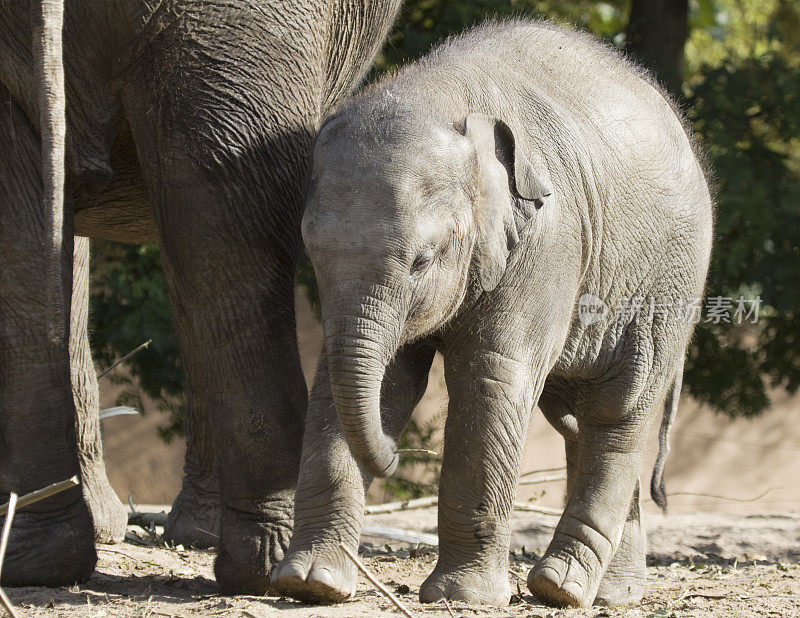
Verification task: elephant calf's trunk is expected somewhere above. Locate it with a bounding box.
[327,335,400,479]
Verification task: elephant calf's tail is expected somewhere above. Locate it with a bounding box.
[650,358,684,512]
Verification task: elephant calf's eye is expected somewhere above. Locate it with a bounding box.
[410,247,436,276]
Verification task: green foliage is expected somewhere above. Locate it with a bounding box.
[683,0,800,416]
[90,241,185,441]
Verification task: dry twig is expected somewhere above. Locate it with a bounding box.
[97,339,151,379]
[364,496,438,515]
[442,597,456,618]
[0,476,79,517]
[518,473,567,485]
[519,466,567,477]
[644,487,781,504]
[339,542,415,618]
[397,449,439,457]
[0,493,19,618]
[512,502,562,516]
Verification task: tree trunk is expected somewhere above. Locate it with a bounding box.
[625,0,689,96]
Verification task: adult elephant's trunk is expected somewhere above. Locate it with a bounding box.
[324,294,403,478]
[31,0,66,346]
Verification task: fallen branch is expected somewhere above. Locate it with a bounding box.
[128,510,168,527]
[644,487,781,504]
[364,495,562,517]
[0,476,79,517]
[362,524,438,546]
[339,542,415,618]
[364,496,438,515]
[397,449,439,458]
[519,466,567,477]
[0,493,19,618]
[518,473,567,485]
[512,502,562,516]
[97,340,151,379]
[442,598,456,618]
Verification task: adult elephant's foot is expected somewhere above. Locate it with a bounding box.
[594,514,646,606]
[2,496,97,586]
[270,543,357,603]
[419,562,511,606]
[81,461,127,544]
[164,472,221,548]
[214,496,293,595]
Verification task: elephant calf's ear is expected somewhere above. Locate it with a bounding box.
[464,114,551,292]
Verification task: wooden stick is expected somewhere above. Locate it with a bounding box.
[519,466,567,477]
[0,590,16,618]
[97,340,151,379]
[0,493,19,618]
[442,598,456,618]
[365,495,562,516]
[396,449,439,457]
[0,476,79,517]
[644,487,780,504]
[339,543,415,618]
[362,524,438,546]
[364,496,438,515]
[518,473,567,485]
[512,502,562,516]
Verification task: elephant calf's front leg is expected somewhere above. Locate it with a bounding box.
[272,344,435,602]
[420,351,535,607]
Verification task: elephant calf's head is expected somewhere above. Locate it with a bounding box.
[301,104,550,478]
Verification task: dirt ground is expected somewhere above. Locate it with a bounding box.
[6,508,800,617]
[57,290,800,616]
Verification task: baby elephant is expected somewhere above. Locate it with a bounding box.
[272,19,713,608]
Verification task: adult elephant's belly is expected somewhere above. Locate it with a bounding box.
[73,119,159,244]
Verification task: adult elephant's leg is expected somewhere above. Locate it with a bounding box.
[0,86,95,585]
[71,236,127,544]
[123,105,310,591]
[163,388,221,548]
[420,348,536,607]
[272,344,436,602]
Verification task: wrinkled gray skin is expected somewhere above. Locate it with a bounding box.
[271,21,713,608]
[0,0,400,592]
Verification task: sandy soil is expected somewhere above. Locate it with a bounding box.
[74,289,800,616]
[6,509,800,617]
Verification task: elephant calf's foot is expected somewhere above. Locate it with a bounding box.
[2,499,97,587]
[164,480,221,549]
[271,546,357,603]
[594,517,646,606]
[528,538,606,608]
[420,562,512,606]
[214,501,293,595]
[82,463,128,544]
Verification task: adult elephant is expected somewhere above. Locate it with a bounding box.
[0,0,402,592]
